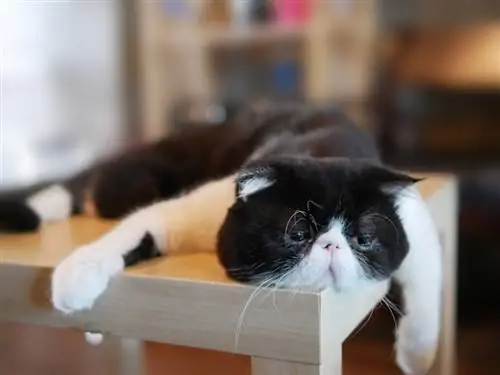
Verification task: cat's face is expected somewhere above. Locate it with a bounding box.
[217,157,418,291]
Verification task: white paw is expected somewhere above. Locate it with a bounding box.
[396,315,438,375]
[51,245,124,314]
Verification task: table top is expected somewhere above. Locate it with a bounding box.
[0,217,230,283]
[0,174,454,364]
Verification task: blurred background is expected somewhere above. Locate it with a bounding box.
[1,0,500,374]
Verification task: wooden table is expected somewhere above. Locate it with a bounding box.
[0,176,457,375]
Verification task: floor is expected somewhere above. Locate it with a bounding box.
[343,310,500,375]
[1,309,499,375]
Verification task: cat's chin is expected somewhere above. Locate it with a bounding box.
[329,275,382,294]
[237,267,381,295]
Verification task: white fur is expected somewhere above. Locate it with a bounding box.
[282,242,330,290]
[283,220,368,291]
[393,187,442,374]
[51,201,169,315]
[238,176,274,200]
[321,221,367,291]
[26,184,72,221]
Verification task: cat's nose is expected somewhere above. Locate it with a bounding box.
[323,243,341,251]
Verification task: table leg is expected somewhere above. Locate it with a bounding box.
[428,180,458,375]
[251,350,341,375]
[120,338,144,375]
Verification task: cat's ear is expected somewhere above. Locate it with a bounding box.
[235,166,275,201]
[362,166,422,193]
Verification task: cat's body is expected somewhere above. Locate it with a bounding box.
[1,103,442,375]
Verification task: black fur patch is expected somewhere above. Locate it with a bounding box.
[0,200,41,232]
[123,232,162,267]
[89,102,380,219]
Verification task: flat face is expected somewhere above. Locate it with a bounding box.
[0,175,452,283]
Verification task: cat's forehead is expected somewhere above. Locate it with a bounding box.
[239,180,343,223]
[238,160,347,199]
[236,157,415,215]
[239,177,396,229]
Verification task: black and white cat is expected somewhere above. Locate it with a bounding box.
[219,157,442,374]
[220,156,417,289]
[1,103,442,374]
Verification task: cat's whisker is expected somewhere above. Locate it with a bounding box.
[306,199,323,228]
[284,211,300,238]
[381,297,399,331]
[283,210,308,239]
[288,272,306,302]
[355,252,378,278]
[349,306,376,340]
[263,267,296,317]
[271,286,280,316]
[225,262,266,277]
[306,212,319,232]
[233,275,277,352]
[382,295,403,317]
[306,199,322,211]
[381,297,403,357]
[271,270,290,308]
[258,263,300,309]
[364,212,400,243]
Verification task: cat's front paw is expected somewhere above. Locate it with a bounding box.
[395,315,438,375]
[51,245,124,314]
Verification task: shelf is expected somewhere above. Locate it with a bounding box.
[136,0,378,137]
[162,23,309,49]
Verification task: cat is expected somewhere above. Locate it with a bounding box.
[219,156,442,375]
[2,103,442,374]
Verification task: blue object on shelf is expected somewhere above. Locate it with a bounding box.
[272,60,300,95]
[162,0,189,16]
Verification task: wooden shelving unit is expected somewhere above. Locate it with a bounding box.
[135,0,378,140]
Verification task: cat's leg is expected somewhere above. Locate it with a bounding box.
[0,168,93,232]
[393,188,442,375]
[51,175,236,315]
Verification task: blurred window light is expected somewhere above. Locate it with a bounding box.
[1,1,125,190]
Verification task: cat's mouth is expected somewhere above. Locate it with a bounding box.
[328,265,338,285]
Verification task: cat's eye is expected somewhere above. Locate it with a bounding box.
[354,235,372,250]
[289,223,316,242]
[289,230,308,242]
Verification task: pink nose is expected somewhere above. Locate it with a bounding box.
[324,243,340,251]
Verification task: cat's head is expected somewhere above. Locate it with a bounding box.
[217,157,420,291]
